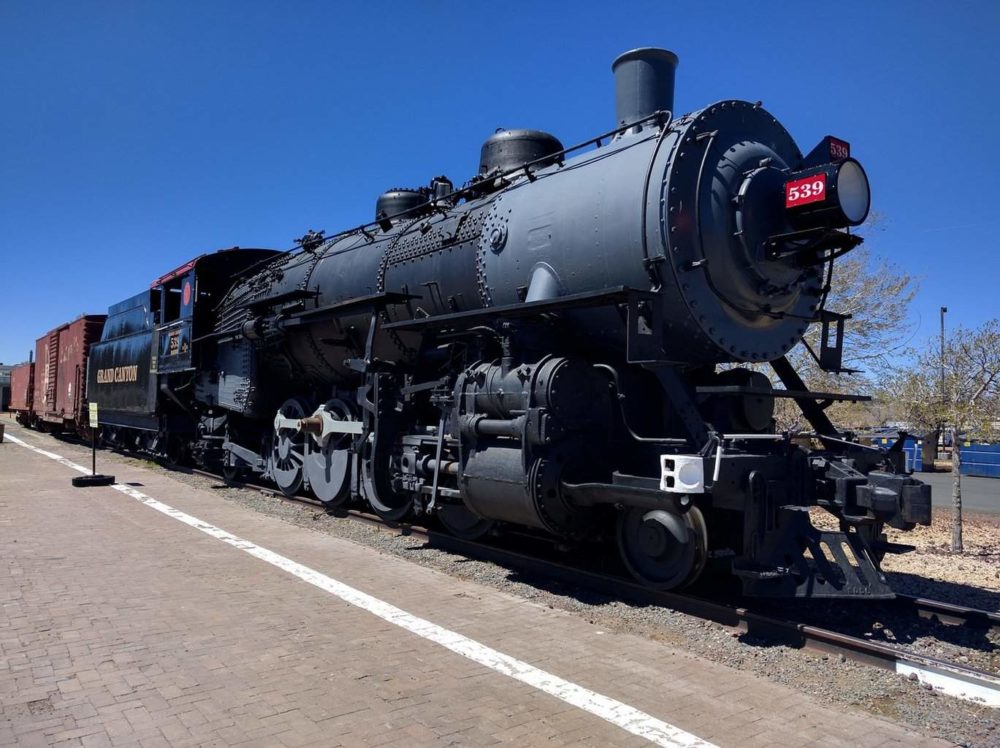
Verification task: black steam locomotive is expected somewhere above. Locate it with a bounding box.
[86,48,931,598]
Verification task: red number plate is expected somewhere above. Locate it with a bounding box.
[829,137,850,161]
[785,173,827,208]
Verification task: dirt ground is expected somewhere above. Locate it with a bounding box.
[879,510,999,610]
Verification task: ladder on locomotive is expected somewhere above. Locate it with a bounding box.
[45,333,58,411]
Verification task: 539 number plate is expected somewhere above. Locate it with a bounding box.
[785,173,827,208]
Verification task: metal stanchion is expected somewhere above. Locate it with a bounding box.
[72,402,115,487]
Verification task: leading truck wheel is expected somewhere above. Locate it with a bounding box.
[617,505,708,590]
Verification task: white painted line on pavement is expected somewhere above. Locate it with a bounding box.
[6,432,716,747]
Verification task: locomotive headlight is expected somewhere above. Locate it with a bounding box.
[835,159,870,225]
[783,158,870,229]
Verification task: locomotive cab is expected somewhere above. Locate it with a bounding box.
[88,248,282,462]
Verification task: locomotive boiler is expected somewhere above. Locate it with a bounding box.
[116,48,930,598]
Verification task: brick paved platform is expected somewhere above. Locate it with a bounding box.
[0,420,948,747]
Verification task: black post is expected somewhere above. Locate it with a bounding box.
[71,413,115,487]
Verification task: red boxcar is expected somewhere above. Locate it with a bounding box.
[32,315,107,432]
[9,361,35,426]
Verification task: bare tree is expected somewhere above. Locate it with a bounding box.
[810,245,919,378]
[884,319,1000,553]
[889,319,1000,439]
[767,235,919,431]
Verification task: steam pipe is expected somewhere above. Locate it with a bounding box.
[460,414,525,438]
[561,480,690,512]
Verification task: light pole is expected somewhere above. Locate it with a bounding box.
[939,306,963,552]
[940,306,947,414]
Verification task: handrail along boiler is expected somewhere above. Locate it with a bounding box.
[98,48,932,598]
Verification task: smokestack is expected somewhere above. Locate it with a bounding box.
[612,47,679,129]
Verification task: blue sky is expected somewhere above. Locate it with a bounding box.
[2,1,997,364]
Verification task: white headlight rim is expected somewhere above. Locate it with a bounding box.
[836,158,871,226]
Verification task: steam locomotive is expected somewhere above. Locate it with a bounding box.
[81,47,930,598]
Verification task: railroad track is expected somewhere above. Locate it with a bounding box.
[186,466,1000,707]
[900,594,1000,630]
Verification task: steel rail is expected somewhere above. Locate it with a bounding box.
[898,594,1000,630]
